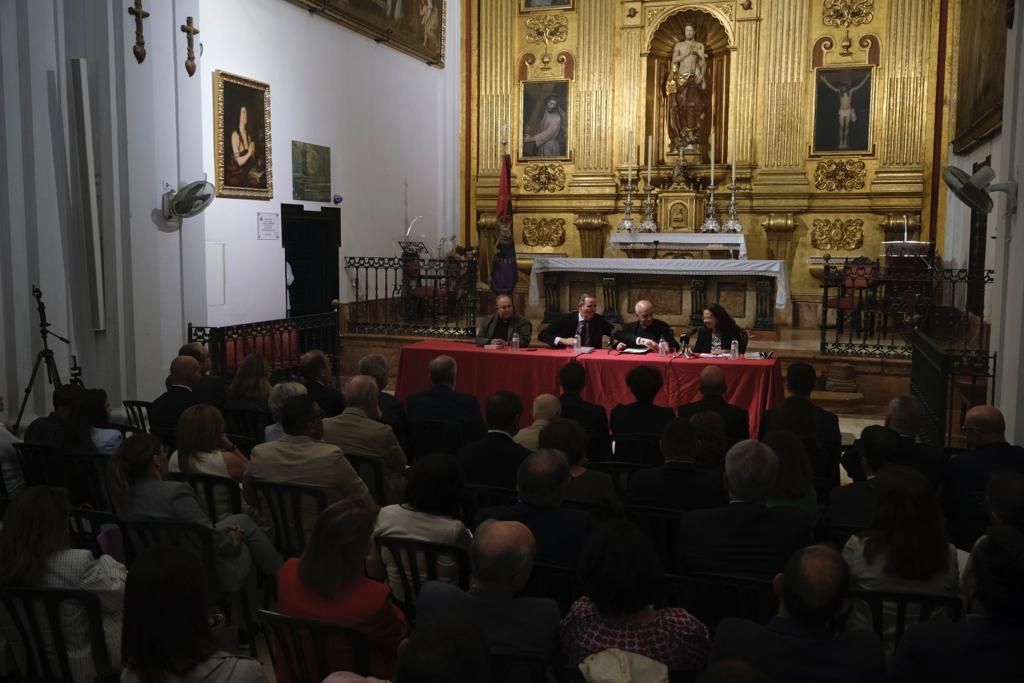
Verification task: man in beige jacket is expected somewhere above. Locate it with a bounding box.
[513,393,561,452]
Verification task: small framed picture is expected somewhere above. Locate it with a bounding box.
[812,66,874,155]
[520,80,570,161]
[520,0,573,11]
[214,70,273,199]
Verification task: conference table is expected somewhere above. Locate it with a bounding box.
[394,340,785,437]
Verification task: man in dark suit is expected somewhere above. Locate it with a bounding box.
[885,394,948,486]
[679,440,814,579]
[177,342,226,411]
[711,545,885,682]
[626,417,727,511]
[476,294,533,348]
[942,405,1024,549]
[538,293,615,349]
[358,353,408,450]
[299,349,345,418]
[677,365,750,446]
[149,355,203,446]
[23,384,82,446]
[416,520,560,662]
[407,354,487,445]
[610,365,676,436]
[458,390,531,488]
[477,449,592,568]
[558,361,610,461]
[824,425,905,533]
[613,300,678,351]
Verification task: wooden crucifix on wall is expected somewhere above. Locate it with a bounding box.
[128,0,149,64]
[181,16,199,77]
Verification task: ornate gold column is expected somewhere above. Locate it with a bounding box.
[759,0,810,178]
[762,213,799,263]
[734,7,761,166]
[478,0,517,176]
[476,214,498,284]
[614,3,645,177]
[574,212,609,258]
[572,0,614,181]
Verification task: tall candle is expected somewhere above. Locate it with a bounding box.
[709,128,715,186]
[647,135,653,185]
[627,130,634,185]
[731,133,737,189]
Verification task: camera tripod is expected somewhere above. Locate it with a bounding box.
[12,287,81,434]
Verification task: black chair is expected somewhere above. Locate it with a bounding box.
[13,445,116,510]
[248,479,328,558]
[611,433,663,466]
[167,472,243,521]
[12,443,63,488]
[462,483,518,525]
[223,408,272,446]
[373,535,471,616]
[68,508,126,561]
[345,452,387,506]
[659,572,776,633]
[585,461,653,499]
[409,419,466,462]
[840,589,963,647]
[258,609,370,683]
[519,560,576,616]
[490,653,550,683]
[122,400,152,433]
[0,587,119,682]
[625,504,683,572]
[226,433,257,458]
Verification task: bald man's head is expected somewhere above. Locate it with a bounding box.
[634,300,654,328]
[471,520,536,592]
[777,545,849,627]
[169,356,201,386]
[699,365,727,398]
[963,405,1006,448]
[532,393,562,422]
[344,375,380,416]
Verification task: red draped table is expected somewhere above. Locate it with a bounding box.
[395,340,784,437]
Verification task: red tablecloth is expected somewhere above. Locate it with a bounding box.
[395,340,784,437]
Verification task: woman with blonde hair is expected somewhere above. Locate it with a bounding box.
[170,404,247,481]
[226,354,272,412]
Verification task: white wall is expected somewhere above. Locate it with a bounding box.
[199,0,462,326]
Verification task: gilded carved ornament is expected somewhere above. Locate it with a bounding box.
[522,217,567,247]
[522,164,566,193]
[811,218,865,251]
[524,15,568,71]
[822,0,874,28]
[814,160,867,192]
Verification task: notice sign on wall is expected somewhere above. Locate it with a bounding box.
[257,212,280,240]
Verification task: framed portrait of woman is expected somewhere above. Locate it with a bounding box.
[214,71,273,199]
[520,80,570,161]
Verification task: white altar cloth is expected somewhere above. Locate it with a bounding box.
[609,232,748,259]
[528,257,791,309]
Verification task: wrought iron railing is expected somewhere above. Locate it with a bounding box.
[344,254,477,338]
[188,312,338,380]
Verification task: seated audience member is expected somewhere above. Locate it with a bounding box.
[942,405,1024,549]
[891,525,1024,682]
[765,395,838,502]
[539,419,618,513]
[696,661,770,683]
[610,365,675,438]
[275,495,407,681]
[626,417,727,511]
[299,349,345,418]
[416,520,560,660]
[843,467,960,649]
[225,354,272,413]
[680,441,814,579]
[558,361,611,462]
[170,404,247,482]
[476,293,532,348]
[561,520,710,672]
[406,355,486,441]
[457,390,531,489]
[150,355,203,445]
[677,366,750,446]
[245,395,368,532]
[393,621,493,683]
[692,303,747,355]
[59,388,122,455]
[985,471,1024,531]
[263,381,307,442]
[322,375,407,503]
[883,395,948,486]
[370,453,473,602]
[358,354,408,448]
[762,430,818,521]
[178,341,227,410]
[477,449,591,567]
[0,486,125,681]
[114,434,282,591]
[825,425,904,532]
[121,544,266,683]
[513,393,561,452]
[0,397,23,495]
[711,545,885,682]
[689,410,728,471]
[23,383,81,446]
[613,299,678,352]
[538,293,615,350]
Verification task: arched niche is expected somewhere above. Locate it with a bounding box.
[645,8,732,168]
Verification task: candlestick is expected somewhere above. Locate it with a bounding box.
[709,129,715,186]
[626,130,634,186]
[500,122,509,146]
[647,135,653,186]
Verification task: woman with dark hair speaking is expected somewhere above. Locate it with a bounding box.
[692,303,747,355]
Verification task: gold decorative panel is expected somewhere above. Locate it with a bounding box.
[822,0,875,28]
[524,15,569,70]
[814,159,867,191]
[811,218,865,251]
[522,163,566,192]
[522,217,567,247]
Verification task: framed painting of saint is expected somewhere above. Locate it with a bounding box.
[520,80,570,161]
[520,0,573,11]
[812,66,874,155]
[214,71,273,199]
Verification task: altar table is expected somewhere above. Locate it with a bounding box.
[609,232,749,259]
[395,340,785,438]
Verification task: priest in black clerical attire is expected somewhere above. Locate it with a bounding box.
[613,299,678,351]
[538,293,615,349]
[475,293,533,347]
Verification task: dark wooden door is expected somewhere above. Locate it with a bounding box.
[282,205,340,317]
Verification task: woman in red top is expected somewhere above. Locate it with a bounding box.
[275,494,407,681]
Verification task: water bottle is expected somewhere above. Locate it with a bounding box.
[574,333,582,354]
[658,337,669,358]
[730,339,740,359]
[511,332,520,351]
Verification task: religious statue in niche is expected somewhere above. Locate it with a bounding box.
[664,24,708,153]
[813,67,873,153]
[521,80,570,160]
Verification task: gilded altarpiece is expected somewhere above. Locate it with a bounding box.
[467,0,954,327]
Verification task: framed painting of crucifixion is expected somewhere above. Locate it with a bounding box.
[811,66,874,155]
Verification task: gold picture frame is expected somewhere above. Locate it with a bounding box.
[520,0,573,12]
[214,70,273,200]
[520,80,571,161]
[810,66,875,156]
